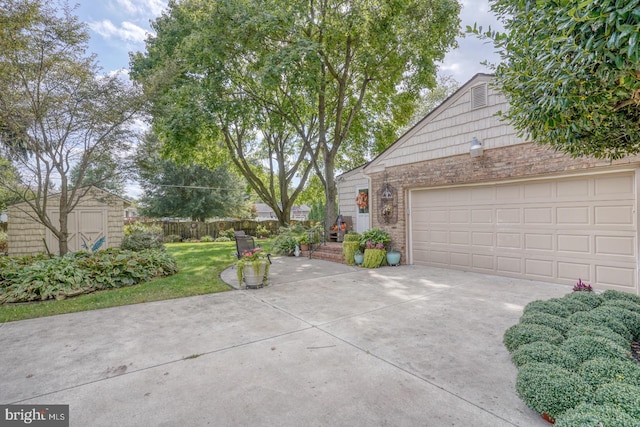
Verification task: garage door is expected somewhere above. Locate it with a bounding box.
[410,171,638,293]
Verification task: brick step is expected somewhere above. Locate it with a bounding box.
[304,242,346,264]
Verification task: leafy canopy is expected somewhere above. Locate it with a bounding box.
[471,0,640,159]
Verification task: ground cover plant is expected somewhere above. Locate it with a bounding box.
[505,284,640,424]
[0,241,245,322]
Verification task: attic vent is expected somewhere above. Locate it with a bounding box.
[470,84,488,109]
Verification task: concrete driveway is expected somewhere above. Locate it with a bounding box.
[0,257,571,426]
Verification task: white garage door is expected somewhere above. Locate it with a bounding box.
[410,171,638,293]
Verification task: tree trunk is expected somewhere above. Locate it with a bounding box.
[323,155,337,230]
[58,187,69,256]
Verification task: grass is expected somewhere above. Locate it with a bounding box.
[0,241,254,323]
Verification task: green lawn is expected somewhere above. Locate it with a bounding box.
[0,242,246,323]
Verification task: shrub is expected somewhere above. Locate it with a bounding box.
[0,230,7,253]
[511,341,577,370]
[578,357,640,388]
[515,362,592,419]
[593,382,640,420]
[602,299,640,315]
[590,305,640,340]
[222,228,236,239]
[342,241,360,266]
[359,228,391,250]
[0,249,178,303]
[552,296,591,315]
[164,234,182,243]
[562,291,603,310]
[520,312,570,335]
[121,230,164,252]
[569,310,631,341]
[561,335,632,364]
[200,235,214,242]
[255,225,270,239]
[554,403,639,427]
[504,323,564,353]
[522,299,572,318]
[601,289,640,306]
[566,324,630,350]
[124,222,162,236]
[343,232,361,242]
[215,236,231,242]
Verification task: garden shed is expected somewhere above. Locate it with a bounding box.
[338,73,640,295]
[7,186,130,256]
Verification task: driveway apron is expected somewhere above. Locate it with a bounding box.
[0,258,570,426]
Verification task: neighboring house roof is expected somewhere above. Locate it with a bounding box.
[254,203,310,219]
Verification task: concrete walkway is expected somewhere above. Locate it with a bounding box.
[0,257,571,426]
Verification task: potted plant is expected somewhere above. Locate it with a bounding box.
[342,232,361,265]
[386,248,401,266]
[236,248,270,289]
[298,235,311,251]
[354,250,364,265]
[359,228,391,268]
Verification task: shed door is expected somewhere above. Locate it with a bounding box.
[409,172,638,294]
[46,208,108,254]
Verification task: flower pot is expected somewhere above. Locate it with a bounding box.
[241,261,269,289]
[541,413,555,424]
[300,243,309,251]
[354,253,364,265]
[386,250,401,266]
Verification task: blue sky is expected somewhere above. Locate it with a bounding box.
[76,0,502,84]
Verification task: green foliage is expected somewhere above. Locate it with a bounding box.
[569,310,632,341]
[511,341,577,370]
[0,230,7,253]
[515,362,592,419]
[0,249,178,303]
[520,312,570,335]
[566,325,630,350]
[593,382,640,421]
[601,289,640,306]
[342,241,360,266]
[255,225,270,239]
[560,335,632,364]
[590,306,640,340]
[200,235,214,242]
[578,357,640,389]
[343,233,361,243]
[522,299,572,318]
[362,248,386,268]
[131,0,461,224]
[271,224,306,255]
[164,234,182,243]
[562,291,603,310]
[359,228,391,250]
[121,226,165,252]
[471,0,640,159]
[503,323,564,353]
[602,299,640,315]
[555,403,640,427]
[214,236,231,242]
[222,228,236,239]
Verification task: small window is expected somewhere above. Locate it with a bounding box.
[470,83,488,109]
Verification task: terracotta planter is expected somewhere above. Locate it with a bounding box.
[541,413,555,424]
[300,243,309,251]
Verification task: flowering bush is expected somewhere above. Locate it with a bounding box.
[573,278,593,292]
[365,240,385,250]
[240,248,263,261]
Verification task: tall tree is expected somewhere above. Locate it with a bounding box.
[131,0,461,226]
[0,0,142,255]
[69,152,127,197]
[135,132,248,221]
[471,0,640,159]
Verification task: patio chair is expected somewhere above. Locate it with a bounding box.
[234,235,271,264]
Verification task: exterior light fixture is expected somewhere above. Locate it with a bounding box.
[470,137,483,158]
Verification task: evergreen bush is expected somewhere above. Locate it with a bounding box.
[522,299,572,318]
[578,357,640,388]
[562,291,603,310]
[565,324,629,350]
[520,312,570,335]
[554,403,640,427]
[601,289,640,306]
[593,382,640,420]
[569,310,632,341]
[515,362,591,420]
[511,341,577,370]
[503,323,564,353]
[561,335,632,364]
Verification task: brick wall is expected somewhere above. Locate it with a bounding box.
[367,142,640,262]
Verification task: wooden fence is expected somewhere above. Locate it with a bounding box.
[0,222,6,233]
[139,220,313,240]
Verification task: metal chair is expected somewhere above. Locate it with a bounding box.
[234,235,271,264]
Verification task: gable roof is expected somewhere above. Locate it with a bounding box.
[9,186,131,209]
[364,73,507,173]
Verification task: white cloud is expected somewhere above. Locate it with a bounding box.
[113,0,167,17]
[89,19,148,43]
